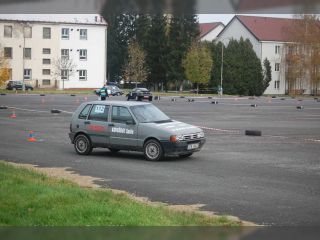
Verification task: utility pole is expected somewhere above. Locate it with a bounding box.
[220,44,224,97]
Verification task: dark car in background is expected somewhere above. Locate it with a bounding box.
[6,81,34,91]
[127,88,153,101]
[107,86,124,96]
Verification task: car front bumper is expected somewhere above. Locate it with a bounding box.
[160,138,206,156]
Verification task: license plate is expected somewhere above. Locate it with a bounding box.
[143,96,149,98]
[187,143,199,150]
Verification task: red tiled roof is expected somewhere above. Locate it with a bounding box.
[199,22,224,38]
[236,15,299,42]
[234,0,317,11]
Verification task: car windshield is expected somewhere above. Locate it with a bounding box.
[130,104,170,123]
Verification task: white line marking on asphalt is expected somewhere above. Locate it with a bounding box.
[197,126,240,134]
[8,107,49,113]
[7,106,74,114]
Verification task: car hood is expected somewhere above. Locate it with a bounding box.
[145,120,202,135]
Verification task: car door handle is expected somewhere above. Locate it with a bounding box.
[84,121,91,125]
[108,123,114,127]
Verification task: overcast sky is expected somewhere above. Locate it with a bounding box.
[198,14,296,24]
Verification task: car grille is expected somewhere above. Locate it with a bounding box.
[183,133,198,141]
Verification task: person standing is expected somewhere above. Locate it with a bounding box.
[99,85,109,101]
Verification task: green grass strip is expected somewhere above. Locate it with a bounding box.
[0,162,239,226]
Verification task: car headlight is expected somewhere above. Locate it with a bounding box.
[197,131,204,138]
[170,135,184,142]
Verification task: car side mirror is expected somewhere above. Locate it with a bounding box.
[126,120,135,125]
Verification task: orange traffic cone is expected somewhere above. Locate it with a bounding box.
[27,131,37,142]
[10,110,16,119]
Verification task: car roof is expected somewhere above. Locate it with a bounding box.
[85,101,151,107]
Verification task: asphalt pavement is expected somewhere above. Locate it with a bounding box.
[0,93,319,225]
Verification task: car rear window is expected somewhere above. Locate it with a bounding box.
[78,104,92,119]
[88,105,109,122]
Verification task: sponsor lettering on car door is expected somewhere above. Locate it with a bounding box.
[110,106,138,147]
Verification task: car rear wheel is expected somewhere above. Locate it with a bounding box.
[179,153,193,158]
[74,134,92,155]
[144,139,163,161]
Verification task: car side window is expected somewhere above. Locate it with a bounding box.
[88,105,109,122]
[112,106,134,124]
[78,104,92,119]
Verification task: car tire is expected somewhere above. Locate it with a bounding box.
[144,139,163,161]
[109,148,120,153]
[74,134,93,155]
[179,153,193,158]
[149,96,153,101]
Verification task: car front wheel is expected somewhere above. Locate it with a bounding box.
[74,134,92,155]
[144,139,163,161]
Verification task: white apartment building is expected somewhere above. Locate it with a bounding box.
[199,22,225,42]
[216,15,295,95]
[0,14,107,89]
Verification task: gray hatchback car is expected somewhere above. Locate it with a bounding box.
[69,101,206,161]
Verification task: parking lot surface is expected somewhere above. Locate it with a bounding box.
[0,93,319,225]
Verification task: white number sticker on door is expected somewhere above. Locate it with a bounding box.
[95,105,105,113]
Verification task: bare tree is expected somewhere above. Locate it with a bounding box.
[283,15,320,95]
[123,41,148,88]
[52,57,77,90]
[0,44,10,87]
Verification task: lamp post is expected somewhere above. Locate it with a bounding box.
[219,37,233,97]
[220,44,224,96]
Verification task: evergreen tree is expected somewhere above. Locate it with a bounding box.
[208,41,223,89]
[167,15,199,91]
[223,38,264,96]
[263,58,272,91]
[104,14,136,82]
[134,14,151,50]
[145,14,168,91]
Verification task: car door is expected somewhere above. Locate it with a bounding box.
[109,105,138,148]
[85,104,111,146]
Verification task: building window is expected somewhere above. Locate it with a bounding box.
[43,48,51,54]
[42,69,50,75]
[4,47,12,58]
[43,27,51,39]
[61,49,69,59]
[275,63,280,72]
[24,26,32,38]
[43,59,51,65]
[4,26,12,38]
[79,70,87,80]
[79,49,87,60]
[24,48,31,59]
[61,70,69,80]
[42,79,51,86]
[61,28,69,40]
[80,29,87,40]
[275,45,280,54]
[24,69,32,80]
[274,80,280,90]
